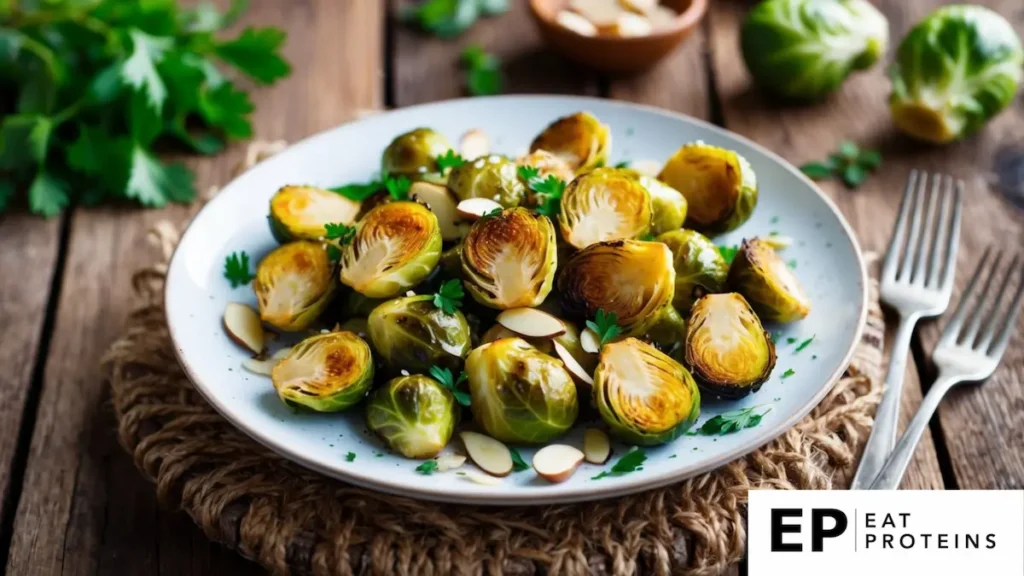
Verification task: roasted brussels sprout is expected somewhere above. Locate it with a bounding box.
[447,154,527,208]
[890,5,1023,144]
[480,319,594,372]
[517,150,575,186]
[381,128,452,178]
[268,185,361,243]
[340,201,442,298]
[557,167,652,249]
[530,111,610,174]
[658,229,729,312]
[558,240,677,336]
[638,175,688,236]
[684,293,776,398]
[367,295,471,374]
[465,337,578,444]
[341,291,384,318]
[741,0,888,100]
[594,338,701,445]
[365,374,458,459]
[254,241,338,331]
[461,208,557,309]
[727,238,810,322]
[271,331,374,411]
[658,143,757,235]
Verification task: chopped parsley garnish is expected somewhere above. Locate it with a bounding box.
[223,251,254,288]
[385,175,412,200]
[517,165,566,217]
[717,244,740,264]
[480,207,503,220]
[432,279,465,315]
[509,448,530,472]
[325,244,342,262]
[461,44,502,96]
[614,160,632,168]
[324,222,356,245]
[794,335,815,353]
[690,406,771,436]
[587,309,622,345]
[345,452,356,462]
[331,179,382,201]
[592,448,647,480]
[799,140,881,189]
[435,149,466,172]
[782,368,796,379]
[416,460,439,475]
[429,365,471,407]
[786,337,797,344]
[787,259,798,269]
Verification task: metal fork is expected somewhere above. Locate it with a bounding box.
[869,249,1024,489]
[849,171,963,490]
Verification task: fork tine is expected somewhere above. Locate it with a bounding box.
[883,171,919,282]
[926,176,953,288]
[939,247,991,347]
[939,180,964,291]
[912,174,942,285]
[898,172,929,281]
[976,254,1022,351]
[987,262,1024,358]
[958,251,1004,347]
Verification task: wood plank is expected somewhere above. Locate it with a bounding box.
[3,1,384,575]
[706,0,946,489]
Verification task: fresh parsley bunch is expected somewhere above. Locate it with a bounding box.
[0,0,290,217]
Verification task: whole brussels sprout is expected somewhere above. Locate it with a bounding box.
[269,185,361,243]
[465,337,578,444]
[367,295,471,374]
[685,293,776,399]
[341,291,384,318]
[558,167,652,249]
[365,374,458,459]
[382,128,452,179]
[481,319,595,372]
[461,208,557,309]
[340,201,442,298]
[890,5,1023,144]
[530,111,611,175]
[594,338,701,445]
[271,331,374,411]
[517,149,576,206]
[727,238,810,322]
[658,229,729,312]
[447,154,527,208]
[741,0,888,100]
[638,175,688,236]
[254,241,338,331]
[658,143,757,235]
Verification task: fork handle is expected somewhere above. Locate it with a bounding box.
[849,313,920,490]
[868,374,960,490]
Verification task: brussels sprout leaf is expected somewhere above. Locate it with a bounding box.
[508,448,530,472]
[432,279,465,315]
[586,309,622,345]
[415,460,439,475]
[800,141,881,189]
[690,406,771,436]
[435,149,466,172]
[324,222,356,245]
[592,448,647,479]
[429,365,471,406]
[461,44,502,96]
[223,251,254,288]
[385,175,412,200]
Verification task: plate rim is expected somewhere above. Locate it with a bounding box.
[164,94,869,506]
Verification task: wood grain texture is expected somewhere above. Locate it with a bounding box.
[3,1,384,575]
[706,0,946,489]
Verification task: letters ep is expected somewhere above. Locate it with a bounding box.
[770,508,848,552]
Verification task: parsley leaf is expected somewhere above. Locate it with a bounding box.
[224,251,255,288]
[385,175,412,200]
[331,179,383,202]
[509,448,530,472]
[794,335,816,353]
[518,165,566,217]
[345,452,356,462]
[416,460,439,475]
[429,365,471,407]
[126,147,195,207]
[691,406,771,436]
[782,368,796,379]
[215,28,291,85]
[717,244,739,264]
[480,207,503,220]
[592,448,647,480]
[324,222,356,245]
[432,279,465,315]
[586,309,622,345]
[614,160,631,168]
[461,44,502,96]
[28,171,69,218]
[403,0,509,38]
[435,149,466,172]
[800,140,881,190]
[325,244,342,263]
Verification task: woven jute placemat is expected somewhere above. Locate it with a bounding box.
[104,143,884,576]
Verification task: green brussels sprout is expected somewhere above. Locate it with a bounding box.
[727,238,810,322]
[461,208,557,309]
[516,149,576,206]
[558,240,677,337]
[341,291,384,318]
[439,242,464,277]
[593,337,701,445]
[367,295,471,374]
[382,127,452,178]
[465,337,578,444]
[658,229,729,312]
[684,293,777,399]
[365,374,458,459]
[658,143,757,235]
[481,319,595,372]
[271,331,374,411]
[639,175,688,236]
[338,317,369,339]
[254,241,338,331]
[890,5,1023,143]
[447,154,527,208]
[530,111,611,174]
[741,0,888,100]
[557,167,652,249]
[268,185,362,243]
[340,201,442,298]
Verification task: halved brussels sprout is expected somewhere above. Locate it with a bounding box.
[516,150,576,206]
[890,5,1023,143]
[529,111,611,174]
[658,143,757,235]
[465,337,578,444]
[381,127,452,178]
[271,331,374,411]
[365,374,458,459]
[408,181,468,242]
[269,185,361,243]
[481,319,594,372]
[557,167,652,249]
[447,154,527,209]
[340,201,442,298]
[638,175,688,236]
[558,240,676,336]
[461,208,557,309]
[727,238,810,322]
[658,229,729,312]
[684,293,776,398]
[254,241,338,331]
[741,0,889,100]
[368,295,471,374]
[594,338,701,445]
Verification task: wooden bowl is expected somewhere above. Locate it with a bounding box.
[528,0,708,73]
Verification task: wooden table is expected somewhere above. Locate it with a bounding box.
[1,1,1022,574]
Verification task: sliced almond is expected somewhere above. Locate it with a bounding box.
[242,357,275,376]
[629,159,662,177]
[647,4,678,30]
[497,308,567,338]
[569,0,623,30]
[532,444,585,483]
[456,198,504,221]
[554,341,594,387]
[463,470,503,486]
[436,453,467,472]
[459,129,491,160]
[555,10,598,36]
[614,12,651,37]
[583,428,612,464]
[581,327,601,354]
[459,431,513,477]
[410,181,465,242]
[618,0,658,14]
[224,302,264,354]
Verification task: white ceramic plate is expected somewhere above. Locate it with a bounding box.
[166,96,867,505]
